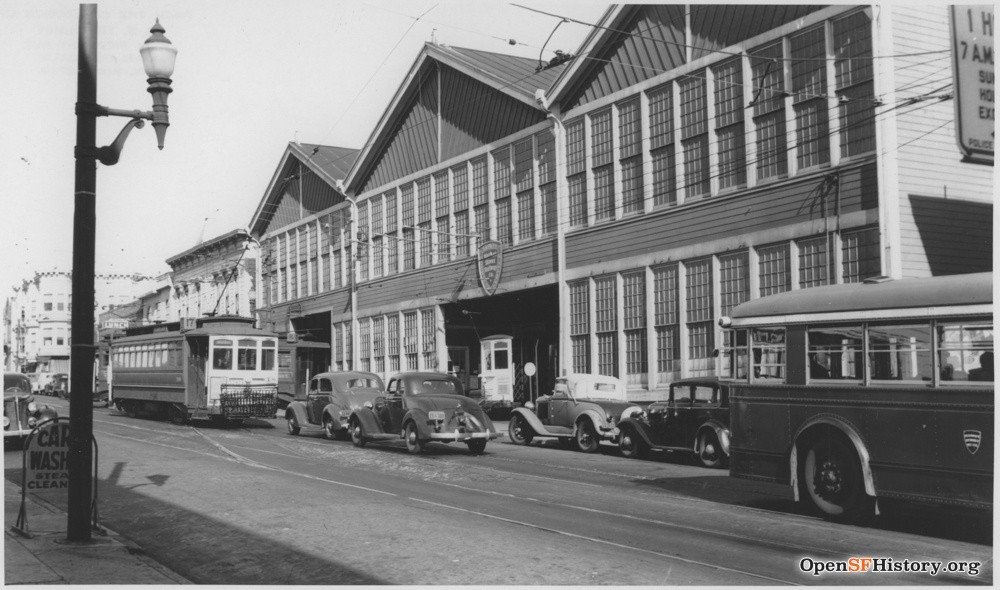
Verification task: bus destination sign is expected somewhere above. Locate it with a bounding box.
[951,5,995,163]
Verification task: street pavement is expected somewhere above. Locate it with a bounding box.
[4,395,993,585]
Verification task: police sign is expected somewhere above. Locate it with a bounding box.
[951,5,995,163]
[24,420,70,490]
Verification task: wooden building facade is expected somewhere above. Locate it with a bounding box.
[249,4,993,401]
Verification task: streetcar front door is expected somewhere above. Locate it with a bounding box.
[187,336,208,409]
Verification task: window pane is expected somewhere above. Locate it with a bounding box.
[568,173,587,228]
[752,328,785,381]
[591,109,613,167]
[719,252,749,316]
[493,146,511,199]
[618,98,641,158]
[798,237,829,288]
[808,326,863,380]
[937,322,994,382]
[869,324,932,382]
[594,276,616,333]
[648,83,673,149]
[758,244,790,296]
[620,156,643,214]
[842,229,880,283]
[569,281,590,336]
[651,147,676,208]
[593,165,615,222]
[495,198,512,245]
[517,189,535,240]
[213,346,233,370]
[565,119,586,175]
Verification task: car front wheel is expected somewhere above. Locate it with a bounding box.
[286,414,300,436]
[323,416,339,440]
[507,414,533,445]
[466,439,487,455]
[349,418,366,447]
[575,420,600,453]
[404,422,424,454]
[696,430,724,468]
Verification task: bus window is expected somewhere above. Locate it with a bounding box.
[807,326,863,380]
[720,329,748,379]
[937,322,993,382]
[213,339,233,370]
[750,328,785,381]
[237,339,257,370]
[261,340,276,371]
[868,324,932,382]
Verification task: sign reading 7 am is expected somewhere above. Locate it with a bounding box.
[951,5,995,163]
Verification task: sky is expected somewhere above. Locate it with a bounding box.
[0,0,609,297]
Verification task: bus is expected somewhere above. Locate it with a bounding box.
[110,315,279,424]
[719,273,993,519]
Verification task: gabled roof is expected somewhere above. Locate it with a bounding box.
[542,5,626,108]
[343,42,566,194]
[248,142,358,237]
[166,229,249,267]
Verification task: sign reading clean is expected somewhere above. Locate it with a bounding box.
[951,5,995,163]
[25,421,70,490]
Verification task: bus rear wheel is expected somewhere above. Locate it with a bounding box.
[799,434,872,520]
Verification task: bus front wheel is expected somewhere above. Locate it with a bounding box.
[799,434,873,520]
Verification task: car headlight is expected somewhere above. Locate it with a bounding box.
[27,402,38,413]
[428,411,446,421]
[27,416,37,427]
[3,416,9,427]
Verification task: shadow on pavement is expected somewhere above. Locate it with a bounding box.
[4,463,383,585]
[632,473,992,546]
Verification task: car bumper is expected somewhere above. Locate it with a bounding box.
[426,430,499,442]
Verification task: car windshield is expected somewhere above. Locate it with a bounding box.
[4,374,30,393]
[415,379,459,395]
[571,380,628,402]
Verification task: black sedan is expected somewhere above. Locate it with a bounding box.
[616,377,731,468]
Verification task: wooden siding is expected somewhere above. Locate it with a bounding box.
[891,5,995,278]
[360,66,440,195]
[260,160,343,237]
[439,65,546,162]
[566,162,878,269]
[357,240,558,316]
[562,5,686,111]
[899,196,992,277]
[689,5,824,60]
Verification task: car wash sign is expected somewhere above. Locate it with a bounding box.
[24,420,70,490]
[951,5,995,163]
[478,240,503,296]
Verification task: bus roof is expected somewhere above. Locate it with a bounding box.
[728,273,992,326]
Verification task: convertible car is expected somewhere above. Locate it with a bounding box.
[347,372,499,454]
[285,371,384,440]
[507,373,644,452]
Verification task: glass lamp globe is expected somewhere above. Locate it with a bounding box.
[139,19,177,79]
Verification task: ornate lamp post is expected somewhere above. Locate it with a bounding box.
[68,4,176,543]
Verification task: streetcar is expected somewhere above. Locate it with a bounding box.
[719,273,993,519]
[110,315,279,424]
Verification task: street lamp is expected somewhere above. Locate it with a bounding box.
[68,4,176,543]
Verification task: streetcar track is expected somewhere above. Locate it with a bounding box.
[406,497,800,585]
[90,410,993,564]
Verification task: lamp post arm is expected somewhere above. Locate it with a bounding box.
[75,102,153,120]
[93,118,145,166]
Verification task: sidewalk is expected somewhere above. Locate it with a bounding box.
[4,478,189,585]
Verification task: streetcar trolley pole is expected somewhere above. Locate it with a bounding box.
[12,417,103,538]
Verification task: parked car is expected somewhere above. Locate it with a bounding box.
[284,371,384,440]
[45,373,69,398]
[347,372,499,454]
[4,372,58,446]
[616,377,731,468]
[507,373,644,452]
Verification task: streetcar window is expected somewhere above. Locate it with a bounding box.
[750,328,785,381]
[937,321,994,383]
[807,326,863,381]
[869,324,933,382]
[237,339,257,371]
[261,347,275,371]
[720,329,748,379]
[159,344,169,368]
[213,340,233,370]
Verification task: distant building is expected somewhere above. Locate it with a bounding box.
[3,271,155,373]
[165,228,258,321]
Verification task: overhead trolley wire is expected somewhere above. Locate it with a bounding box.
[510,3,952,63]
